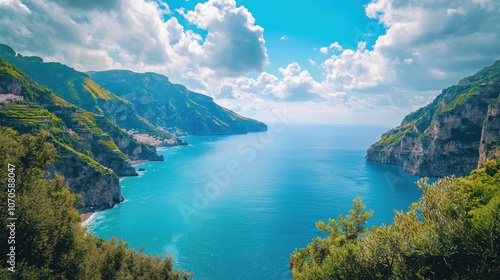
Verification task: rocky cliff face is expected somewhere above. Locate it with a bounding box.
[479,91,500,166]
[49,146,124,212]
[367,61,500,177]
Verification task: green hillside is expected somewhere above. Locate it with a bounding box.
[0,128,191,279]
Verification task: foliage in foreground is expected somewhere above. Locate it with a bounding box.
[290,160,500,279]
[0,127,192,279]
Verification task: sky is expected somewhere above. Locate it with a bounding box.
[0,0,499,125]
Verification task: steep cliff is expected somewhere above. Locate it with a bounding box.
[367,61,500,177]
[479,92,500,165]
[89,70,268,135]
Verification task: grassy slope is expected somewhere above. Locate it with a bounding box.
[0,57,118,174]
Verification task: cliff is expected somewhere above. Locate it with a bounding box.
[479,93,500,166]
[366,60,500,177]
[89,70,268,135]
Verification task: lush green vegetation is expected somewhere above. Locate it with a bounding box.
[290,160,500,279]
[0,127,191,279]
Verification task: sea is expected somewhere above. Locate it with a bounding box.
[87,124,425,280]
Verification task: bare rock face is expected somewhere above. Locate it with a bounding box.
[47,146,124,212]
[367,61,500,178]
[479,94,500,166]
[0,76,22,95]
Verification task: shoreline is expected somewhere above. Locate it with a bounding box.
[130,159,148,167]
[80,144,174,225]
[80,212,94,225]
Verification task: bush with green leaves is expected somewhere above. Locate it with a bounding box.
[290,160,500,279]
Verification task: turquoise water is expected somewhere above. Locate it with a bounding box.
[88,124,424,279]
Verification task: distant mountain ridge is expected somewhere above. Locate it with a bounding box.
[366,60,500,177]
[89,70,268,135]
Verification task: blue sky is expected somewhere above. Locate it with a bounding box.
[168,0,381,79]
[237,0,381,73]
[0,0,499,124]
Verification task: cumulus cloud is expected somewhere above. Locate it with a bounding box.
[180,0,268,76]
[0,0,267,83]
[222,0,499,123]
[211,62,327,103]
[0,0,181,71]
[329,42,343,52]
[328,0,500,92]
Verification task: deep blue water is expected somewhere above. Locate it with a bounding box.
[88,124,424,279]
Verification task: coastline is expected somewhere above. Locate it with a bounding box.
[81,160,148,224]
[130,159,148,166]
[80,212,94,225]
[82,148,169,224]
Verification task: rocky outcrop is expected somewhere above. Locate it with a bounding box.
[49,146,124,212]
[479,91,500,166]
[367,61,500,177]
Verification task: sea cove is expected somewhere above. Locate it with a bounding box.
[87,125,424,279]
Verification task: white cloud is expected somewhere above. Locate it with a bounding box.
[180,0,268,76]
[360,0,500,91]
[280,35,288,40]
[0,0,267,85]
[299,0,500,115]
[0,0,183,71]
[217,0,500,123]
[329,42,342,52]
[0,0,30,13]
[210,62,327,103]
